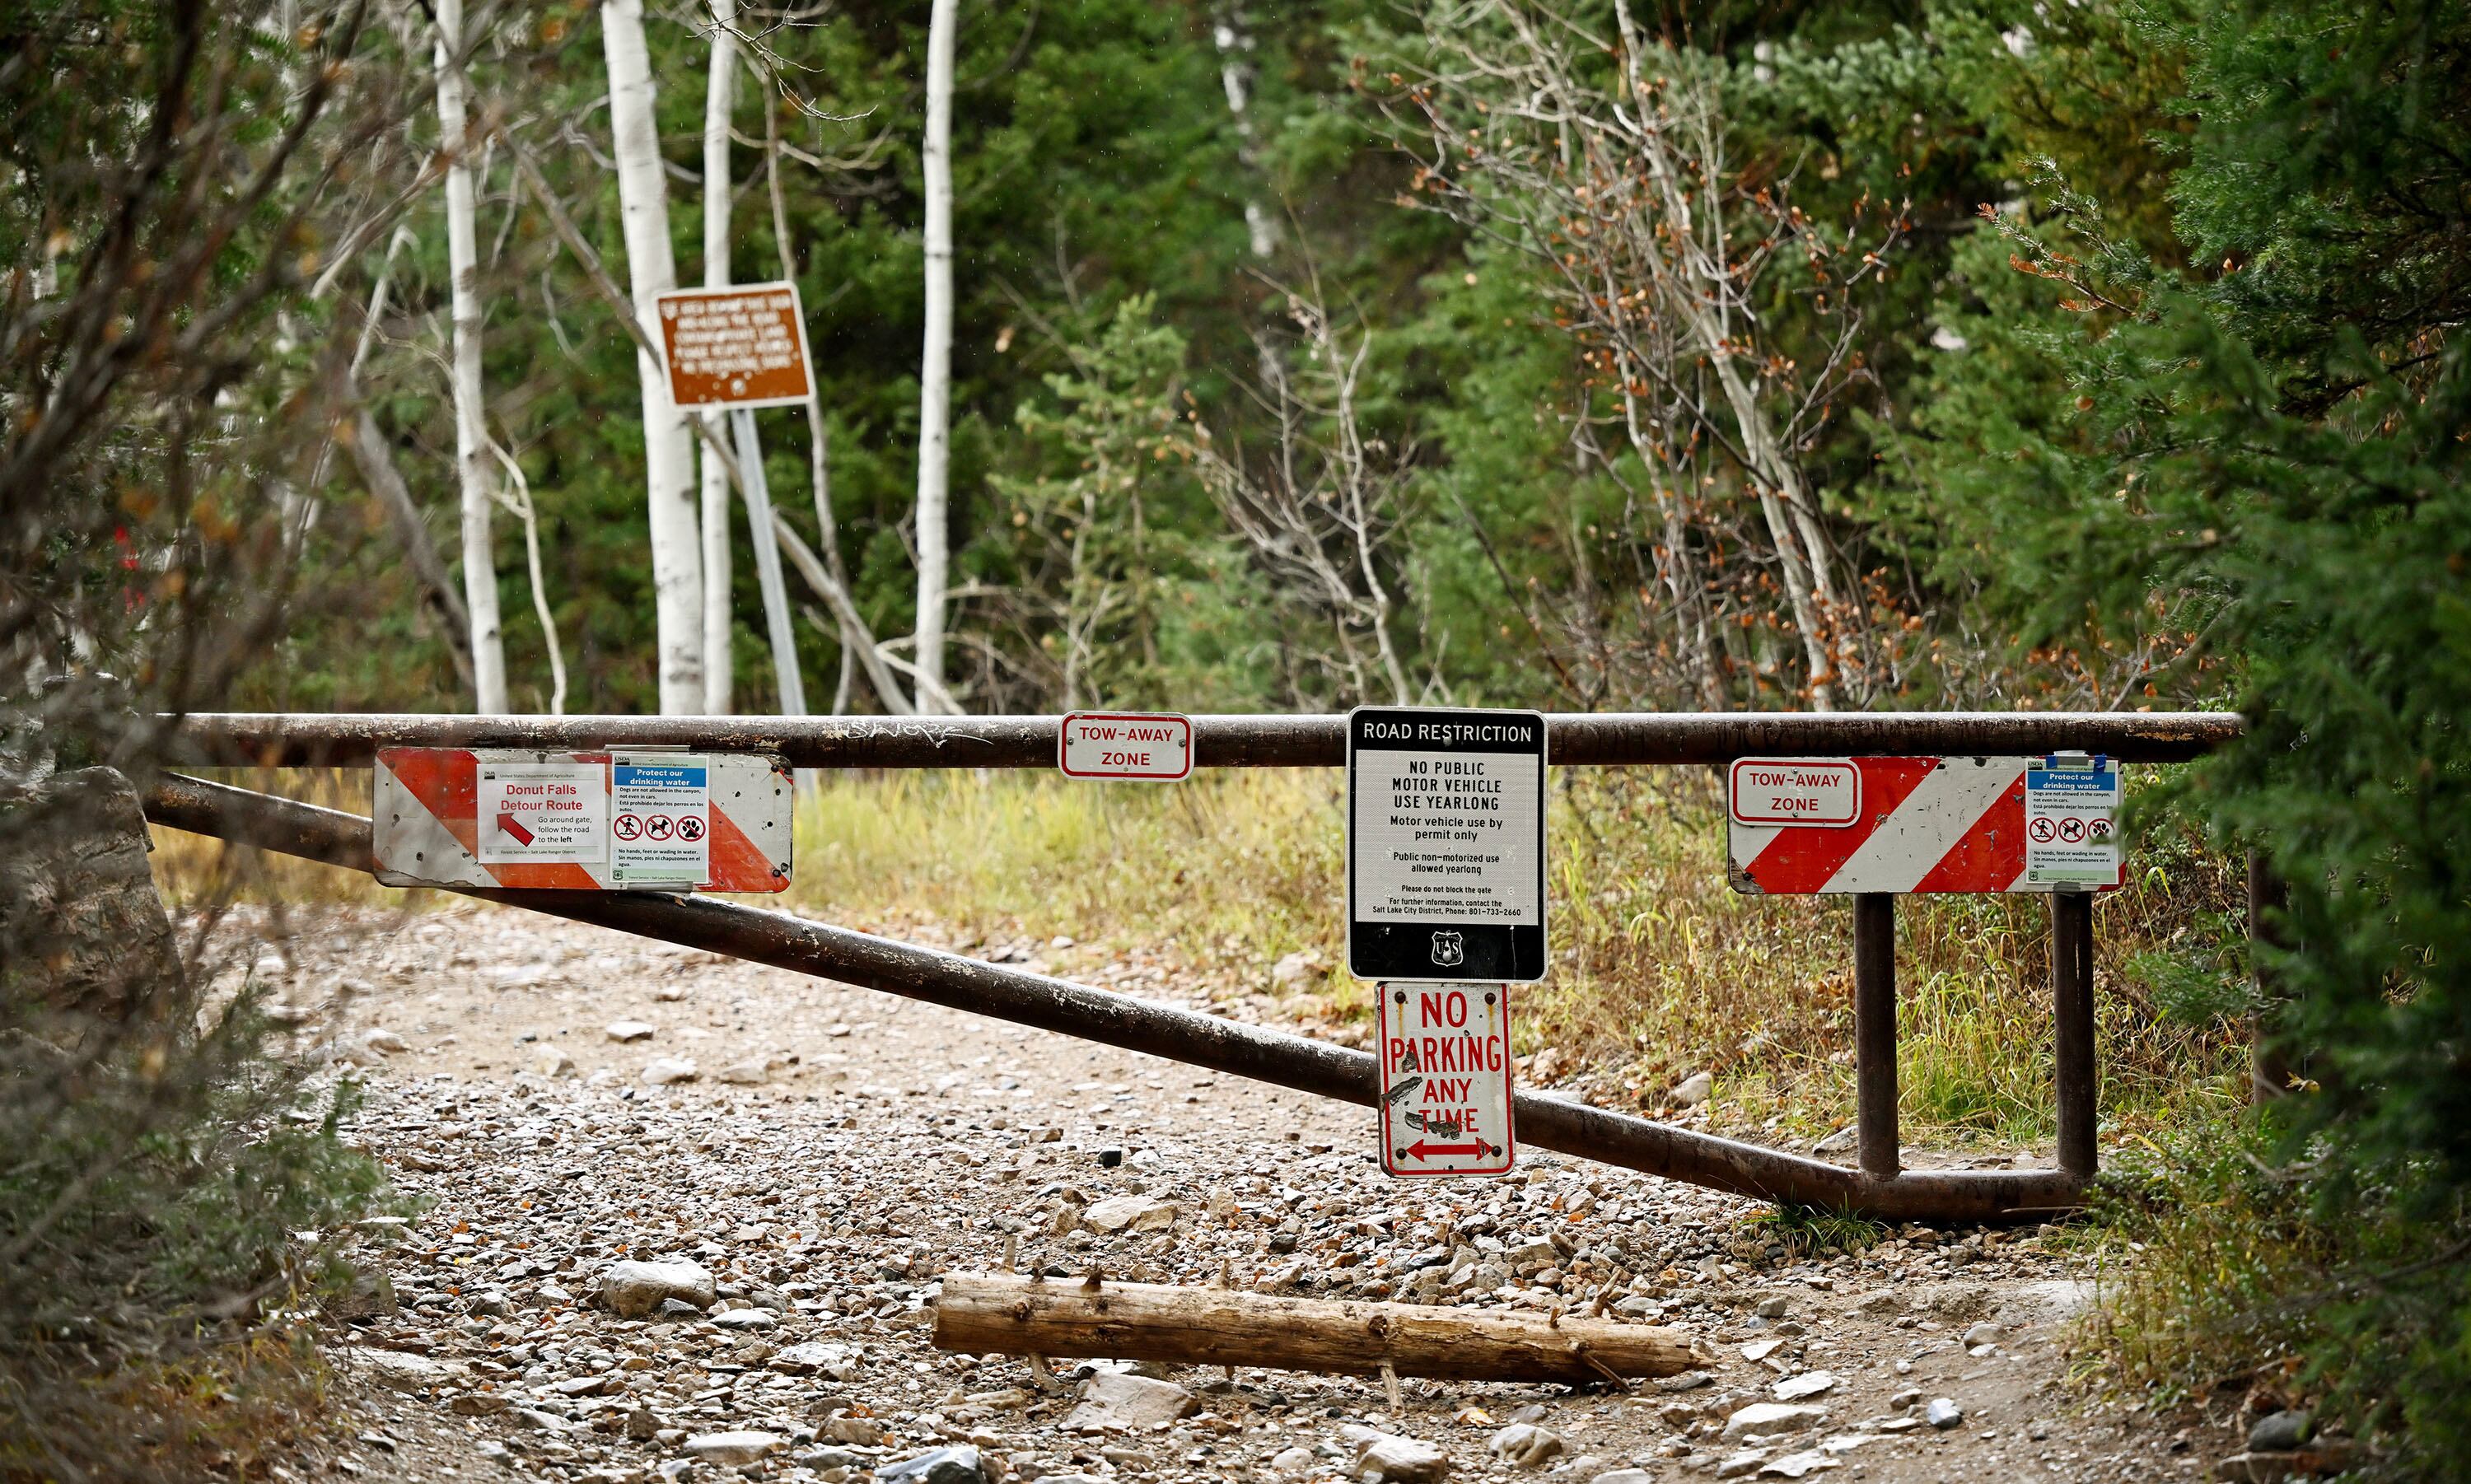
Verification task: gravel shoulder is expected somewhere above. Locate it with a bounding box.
[220,902,2202,1484]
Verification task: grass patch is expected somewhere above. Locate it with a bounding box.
[789,766,2251,1146]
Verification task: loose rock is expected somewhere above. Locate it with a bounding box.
[597,1258,717,1318]
[1925,1398,1964,1430]
[683,1430,783,1465]
[1060,1371,1196,1432]
[641,1057,698,1085]
[875,1444,990,1483]
[605,1020,656,1043]
[1488,1423,1564,1468]
[1352,1430,1450,1483]
[1724,1403,1829,1438]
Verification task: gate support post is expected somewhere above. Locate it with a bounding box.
[2052,891,2098,1178]
[1852,893,1900,1179]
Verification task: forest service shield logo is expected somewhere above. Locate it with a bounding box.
[1430,931,1464,967]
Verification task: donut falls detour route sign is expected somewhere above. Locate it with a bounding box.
[1346,706,1548,982]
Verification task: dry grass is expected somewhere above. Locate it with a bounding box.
[790,766,2253,1146]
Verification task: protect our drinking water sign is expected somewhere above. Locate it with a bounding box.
[1346,707,1548,982]
[478,761,608,865]
[1058,712,1193,782]
[1377,982,1516,1178]
[2025,754,2123,887]
[610,755,710,886]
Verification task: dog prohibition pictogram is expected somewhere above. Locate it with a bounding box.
[646,814,675,842]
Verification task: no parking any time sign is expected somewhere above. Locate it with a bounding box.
[1377,982,1516,1178]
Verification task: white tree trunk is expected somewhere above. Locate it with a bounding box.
[602,0,703,714]
[911,0,958,713]
[697,0,738,713]
[436,0,507,713]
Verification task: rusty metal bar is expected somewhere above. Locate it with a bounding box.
[170,709,2242,771]
[145,773,2086,1223]
[1852,894,1900,1180]
[2051,893,2099,1178]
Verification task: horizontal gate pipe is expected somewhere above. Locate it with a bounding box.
[169,709,2241,772]
[142,773,2088,1225]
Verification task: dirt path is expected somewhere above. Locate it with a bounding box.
[226,902,2201,1484]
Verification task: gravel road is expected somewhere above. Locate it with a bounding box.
[213,901,2220,1484]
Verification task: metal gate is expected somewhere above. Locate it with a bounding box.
[148,709,2241,1223]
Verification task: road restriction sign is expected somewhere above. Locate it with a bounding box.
[1376,982,1516,1178]
[1346,707,1548,982]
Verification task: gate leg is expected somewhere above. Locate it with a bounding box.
[1853,893,1899,1180]
[2052,892,2098,1178]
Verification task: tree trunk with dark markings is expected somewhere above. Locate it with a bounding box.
[933,1272,1706,1383]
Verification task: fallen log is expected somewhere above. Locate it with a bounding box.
[932,1272,1707,1384]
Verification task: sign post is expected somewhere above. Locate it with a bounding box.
[1346,707,1548,982]
[1377,982,1516,1178]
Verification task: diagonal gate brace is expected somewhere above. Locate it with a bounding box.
[144,773,2085,1224]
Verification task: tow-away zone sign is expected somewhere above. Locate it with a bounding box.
[1377,982,1516,1178]
[1058,712,1192,782]
[1726,754,2123,894]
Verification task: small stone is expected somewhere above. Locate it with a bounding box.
[795,1447,868,1470]
[1352,1430,1450,1483]
[626,1407,662,1441]
[712,1306,777,1330]
[717,1058,772,1085]
[683,1430,783,1465]
[1741,1339,1783,1362]
[1488,1423,1563,1468]
[1888,1388,1922,1412]
[1811,1127,1857,1154]
[827,1416,887,1445]
[597,1259,717,1318]
[1061,1371,1197,1432]
[605,1020,656,1043]
[1271,950,1320,988]
[1772,1372,1836,1402]
[1754,1296,1789,1318]
[1723,1403,1829,1438]
[533,1049,577,1079]
[1670,1071,1713,1108]
[1960,1321,2002,1346]
[875,1444,991,1484]
[511,1407,571,1432]
[1923,1398,1963,1430]
[1591,1473,1656,1484]
[1757,1450,1839,1478]
[772,1342,859,1379]
[1654,1371,1715,1393]
[345,1347,456,1392]
[474,1440,511,1463]
[1081,1194,1177,1234]
[1715,1450,1769,1480]
[2248,1410,2311,1453]
[642,1057,698,1085]
[448,1392,509,1416]
[1269,1444,1316,1476]
[363,1029,409,1055]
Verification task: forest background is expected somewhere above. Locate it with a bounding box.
[5,0,2469,1477]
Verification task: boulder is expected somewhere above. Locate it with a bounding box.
[1061,1372,1198,1432]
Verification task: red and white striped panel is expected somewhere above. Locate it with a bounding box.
[1727,756,2114,894]
[372,748,792,893]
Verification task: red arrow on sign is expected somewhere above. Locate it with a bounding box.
[1404,1139,1487,1161]
[496,811,535,846]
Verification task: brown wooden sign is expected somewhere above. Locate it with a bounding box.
[653,282,815,409]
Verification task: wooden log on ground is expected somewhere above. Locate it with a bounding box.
[932,1272,1708,1384]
